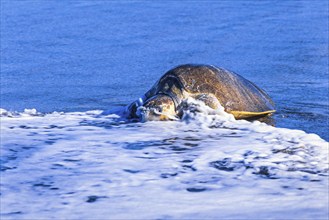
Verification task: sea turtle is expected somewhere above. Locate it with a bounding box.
[127,64,275,121]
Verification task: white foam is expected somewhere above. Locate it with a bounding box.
[0,106,328,219]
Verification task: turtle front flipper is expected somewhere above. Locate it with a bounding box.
[193,93,222,110]
[126,97,145,119]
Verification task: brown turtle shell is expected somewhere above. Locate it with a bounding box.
[143,64,275,119]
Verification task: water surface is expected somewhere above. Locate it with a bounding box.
[1,1,328,219]
[1,0,328,139]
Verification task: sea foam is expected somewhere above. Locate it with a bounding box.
[0,103,328,219]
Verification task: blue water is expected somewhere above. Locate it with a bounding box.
[1,0,328,140]
[1,1,329,219]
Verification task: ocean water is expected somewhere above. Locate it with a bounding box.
[1,1,328,219]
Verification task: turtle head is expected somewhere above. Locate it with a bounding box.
[137,94,178,121]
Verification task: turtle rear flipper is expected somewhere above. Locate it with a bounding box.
[228,110,275,119]
[194,93,275,119]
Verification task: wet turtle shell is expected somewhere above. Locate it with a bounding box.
[141,64,275,119]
